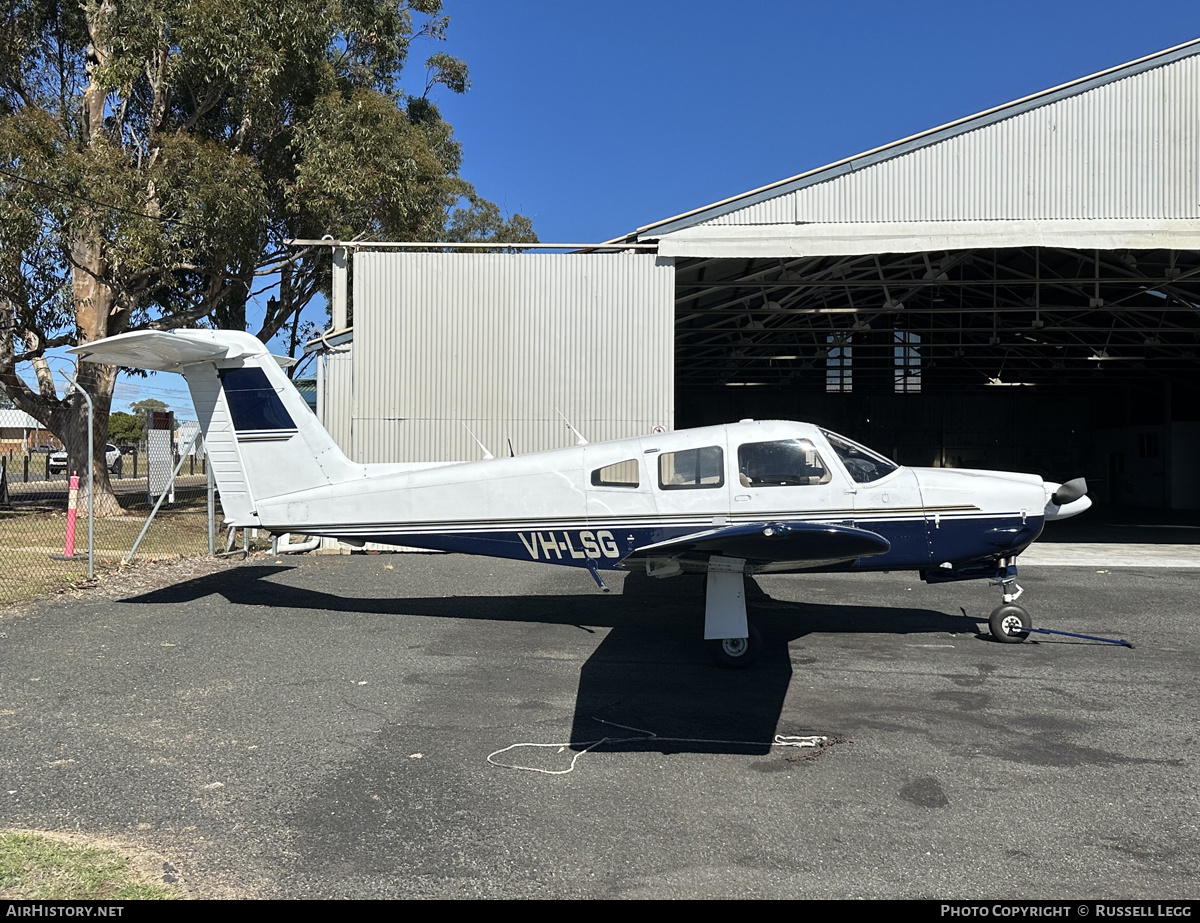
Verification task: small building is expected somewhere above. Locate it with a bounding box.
[0,408,58,454]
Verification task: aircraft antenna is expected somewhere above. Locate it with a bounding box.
[462,424,495,460]
[554,408,589,446]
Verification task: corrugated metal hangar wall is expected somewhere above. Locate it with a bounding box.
[321,252,674,463]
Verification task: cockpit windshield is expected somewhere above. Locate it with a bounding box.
[819,429,899,484]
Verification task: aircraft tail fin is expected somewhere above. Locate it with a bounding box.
[71,329,359,527]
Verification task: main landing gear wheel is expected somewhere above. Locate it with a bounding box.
[989,604,1031,643]
[707,623,762,669]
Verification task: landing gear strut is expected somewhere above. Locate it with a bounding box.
[703,555,760,668]
[988,557,1031,643]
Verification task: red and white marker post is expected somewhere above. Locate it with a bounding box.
[63,471,79,559]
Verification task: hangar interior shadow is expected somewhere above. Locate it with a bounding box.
[673,247,1200,514]
[126,565,981,755]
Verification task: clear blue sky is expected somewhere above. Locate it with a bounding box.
[432,1,1200,242]
[65,1,1200,415]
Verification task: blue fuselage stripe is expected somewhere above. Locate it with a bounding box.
[289,513,1044,574]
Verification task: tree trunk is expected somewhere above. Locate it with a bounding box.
[59,0,125,517]
[68,229,126,517]
[53,362,123,518]
[0,307,123,516]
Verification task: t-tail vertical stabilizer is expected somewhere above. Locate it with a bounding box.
[70,329,360,527]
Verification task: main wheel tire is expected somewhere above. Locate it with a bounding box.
[989,604,1031,643]
[706,623,763,668]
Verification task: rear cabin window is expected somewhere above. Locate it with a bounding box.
[738,439,833,487]
[219,367,296,432]
[658,446,724,489]
[591,459,640,488]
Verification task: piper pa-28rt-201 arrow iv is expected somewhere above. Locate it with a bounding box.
[71,329,1093,668]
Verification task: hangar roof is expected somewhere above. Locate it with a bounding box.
[628,38,1200,257]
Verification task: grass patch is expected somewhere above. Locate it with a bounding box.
[0,490,219,605]
[0,830,179,900]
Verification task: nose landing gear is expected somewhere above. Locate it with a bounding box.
[989,603,1032,643]
[988,557,1031,643]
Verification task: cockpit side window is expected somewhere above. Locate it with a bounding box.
[658,446,724,489]
[737,440,833,487]
[820,429,899,484]
[591,459,639,488]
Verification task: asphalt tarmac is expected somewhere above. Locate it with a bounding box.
[1,553,1196,899]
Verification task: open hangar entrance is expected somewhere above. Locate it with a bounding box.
[668,247,1200,509]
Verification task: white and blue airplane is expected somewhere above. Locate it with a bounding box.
[71,329,1092,667]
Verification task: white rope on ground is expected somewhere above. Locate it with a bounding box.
[487,718,829,775]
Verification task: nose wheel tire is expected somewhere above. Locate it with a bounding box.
[989,604,1031,643]
[706,623,762,668]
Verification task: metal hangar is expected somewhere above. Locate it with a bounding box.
[308,38,1200,510]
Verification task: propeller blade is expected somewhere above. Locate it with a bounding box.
[1052,478,1088,506]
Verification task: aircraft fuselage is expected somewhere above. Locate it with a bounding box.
[250,419,1057,579]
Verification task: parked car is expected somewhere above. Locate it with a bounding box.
[48,444,123,477]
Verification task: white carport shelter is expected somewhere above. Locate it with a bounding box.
[306,38,1200,509]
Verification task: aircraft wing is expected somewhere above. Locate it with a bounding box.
[626,520,891,569]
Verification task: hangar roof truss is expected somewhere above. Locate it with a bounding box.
[674,247,1200,390]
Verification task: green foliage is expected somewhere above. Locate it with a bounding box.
[0,1,534,485]
[445,196,539,247]
[286,86,465,242]
[129,398,169,415]
[107,410,143,445]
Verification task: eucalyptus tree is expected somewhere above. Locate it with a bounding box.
[0,0,531,513]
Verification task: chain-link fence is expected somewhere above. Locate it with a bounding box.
[0,444,223,606]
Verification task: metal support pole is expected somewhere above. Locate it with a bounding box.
[331,246,349,329]
[124,430,200,565]
[206,452,215,557]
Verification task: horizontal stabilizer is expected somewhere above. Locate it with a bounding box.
[66,328,357,528]
[628,521,891,568]
[68,329,275,372]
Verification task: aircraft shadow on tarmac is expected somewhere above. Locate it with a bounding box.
[126,566,984,756]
